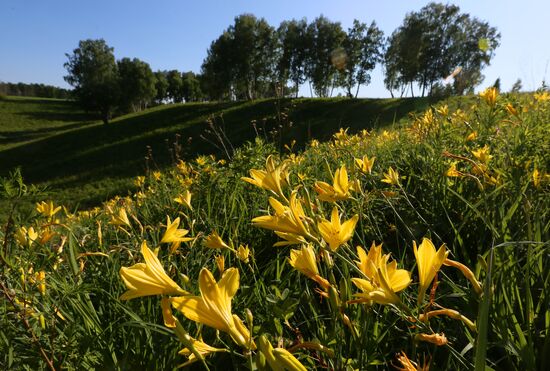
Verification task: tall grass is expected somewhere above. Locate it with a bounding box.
[1,90,548,369]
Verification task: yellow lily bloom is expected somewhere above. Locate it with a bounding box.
[134,176,145,187]
[236,244,250,263]
[160,216,193,254]
[471,145,492,164]
[465,131,478,141]
[109,207,132,228]
[479,87,497,107]
[215,255,225,273]
[381,167,401,186]
[203,231,230,249]
[352,253,411,305]
[318,207,358,251]
[174,190,193,210]
[252,192,310,239]
[37,271,46,295]
[355,155,376,174]
[241,155,289,198]
[15,226,39,247]
[178,338,227,368]
[119,241,188,300]
[314,165,357,202]
[288,245,330,290]
[258,335,307,371]
[413,238,449,305]
[355,243,383,279]
[36,201,61,219]
[445,163,463,178]
[171,268,255,349]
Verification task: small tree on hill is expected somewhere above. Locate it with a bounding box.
[64,39,119,124]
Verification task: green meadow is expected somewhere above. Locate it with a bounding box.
[1,91,548,369]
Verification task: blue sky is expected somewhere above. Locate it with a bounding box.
[1,0,549,97]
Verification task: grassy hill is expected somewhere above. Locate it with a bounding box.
[0,95,437,214]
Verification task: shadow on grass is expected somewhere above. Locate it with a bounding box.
[0,97,435,210]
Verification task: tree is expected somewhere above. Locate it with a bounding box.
[153,70,169,103]
[117,57,156,112]
[384,3,500,97]
[276,19,308,97]
[341,20,384,98]
[64,39,119,124]
[510,79,522,93]
[201,14,277,101]
[304,16,346,97]
[166,70,184,103]
[181,72,203,102]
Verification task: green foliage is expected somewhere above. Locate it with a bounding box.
[64,39,120,124]
[385,2,501,97]
[117,57,157,112]
[1,92,548,369]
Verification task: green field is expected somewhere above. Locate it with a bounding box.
[0,95,436,216]
[1,92,548,370]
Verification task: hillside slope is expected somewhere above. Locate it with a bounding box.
[1,96,434,212]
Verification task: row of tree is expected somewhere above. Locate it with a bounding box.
[64,40,204,124]
[0,82,71,99]
[201,15,384,100]
[63,2,501,123]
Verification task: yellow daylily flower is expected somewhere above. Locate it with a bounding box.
[215,255,225,273]
[203,231,230,249]
[119,241,188,300]
[15,226,39,247]
[174,190,193,210]
[534,91,550,102]
[505,103,518,117]
[36,201,62,219]
[236,244,250,263]
[445,163,463,178]
[395,351,429,371]
[289,245,330,289]
[413,238,449,305]
[258,335,307,371]
[352,253,411,305]
[36,271,46,295]
[318,207,358,251]
[160,216,193,254]
[252,192,310,239]
[161,297,177,328]
[134,176,145,187]
[171,268,255,349]
[381,167,401,186]
[153,171,162,181]
[355,242,383,280]
[355,155,376,174]
[465,131,478,141]
[109,207,132,228]
[471,145,492,164]
[178,338,227,368]
[479,87,497,107]
[241,155,289,198]
[314,165,357,202]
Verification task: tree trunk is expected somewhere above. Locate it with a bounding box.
[354,83,361,99]
[410,82,415,98]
